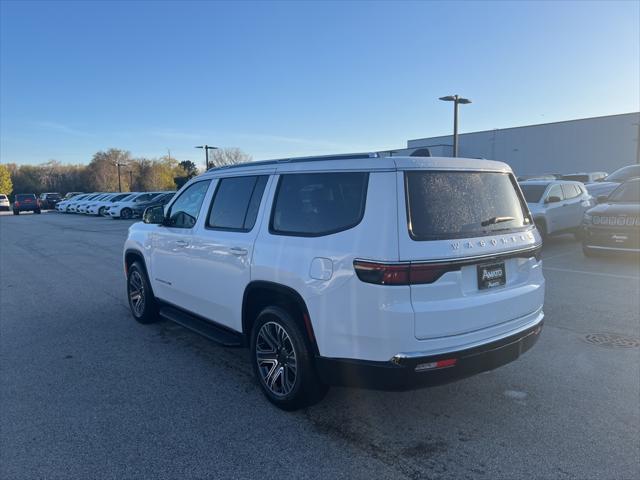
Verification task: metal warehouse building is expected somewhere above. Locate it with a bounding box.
[395,112,639,176]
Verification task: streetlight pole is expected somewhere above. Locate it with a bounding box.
[195,145,218,170]
[129,170,133,190]
[439,95,472,157]
[115,162,128,192]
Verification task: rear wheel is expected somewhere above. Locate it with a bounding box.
[13,210,19,215]
[582,243,598,257]
[250,306,328,411]
[127,262,158,324]
[98,206,106,216]
[35,209,41,214]
[121,208,132,219]
[535,220,547,241]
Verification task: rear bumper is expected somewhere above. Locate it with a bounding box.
[316,316,543,391]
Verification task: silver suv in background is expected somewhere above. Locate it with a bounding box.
[519,180,593,239]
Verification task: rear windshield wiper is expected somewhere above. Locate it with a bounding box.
[481,216,516,227]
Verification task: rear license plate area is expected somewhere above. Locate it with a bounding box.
[477,262,506,290]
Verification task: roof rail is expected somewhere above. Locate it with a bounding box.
[206,152,379,172]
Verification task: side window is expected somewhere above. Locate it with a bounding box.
[546,185,564,201]
[561,184,579,199]
[167,180,211,228]
[271,172,369,236]
[207,175,268,231]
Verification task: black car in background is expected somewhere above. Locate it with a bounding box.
[13,193,41,215]
[131,192,176,217]
[582,178,640,256]
[39,192,62,209]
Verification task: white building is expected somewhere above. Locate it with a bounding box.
[393,112,640,176]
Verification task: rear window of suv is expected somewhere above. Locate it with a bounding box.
[16,194,36,201]
[271,172,369,236]
[405,171,531,240]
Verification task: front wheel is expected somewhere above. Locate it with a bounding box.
[127,262,158,324]
[250,306,328,411]
[120,208,132,219]
[98,206,105,216]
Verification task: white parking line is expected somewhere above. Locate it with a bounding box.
[543,266,640,281]
[542,250,576,261]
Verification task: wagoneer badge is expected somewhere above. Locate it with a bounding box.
[451,232,534,250]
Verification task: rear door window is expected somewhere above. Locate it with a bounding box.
[561,184,580,199]
[207,176,268,231]
[270,172,369,236]
[405,171,531,240]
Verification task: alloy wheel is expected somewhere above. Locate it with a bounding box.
[128,271,146,317]
[255,321,298,397]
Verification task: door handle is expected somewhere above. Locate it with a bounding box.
[175,239,189,247]
[229,247,248,256]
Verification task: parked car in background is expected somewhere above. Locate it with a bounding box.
[62,192,84,200]
[87,193,131,216]
[561,172,608,184]
[78,193,112,214]
[68,193,102,213]
[56,193,88,212]
[519,180,592,239]
[38,192,62,209]
[131,191,176,217]
[586,164,640,198]
[109,192,163,219]
[517,174,559,181]
[582,178,640,256]
[102,193,139,217]
[13,193,41,215]
[124,154,544,410]
[0,194,10,211]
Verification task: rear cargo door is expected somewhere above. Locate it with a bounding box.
[393,159,543,340]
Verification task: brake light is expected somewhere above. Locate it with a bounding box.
[14,201,20,207]
[353,260,450,285]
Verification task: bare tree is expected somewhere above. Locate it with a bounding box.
[210,148,252,168]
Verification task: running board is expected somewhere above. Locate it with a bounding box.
[158,304,244,347]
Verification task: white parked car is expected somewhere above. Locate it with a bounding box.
[59,193,94,213]
[0,194,10,211]
[109,192,163,219]
[87,193,131,216]
[78,193,113,214]
[519,180,593,238]
[124,154,545,410]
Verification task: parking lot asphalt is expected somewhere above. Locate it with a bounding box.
[1,212,639,480]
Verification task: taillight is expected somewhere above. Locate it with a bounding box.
[14,201,20,207]
[353,260,450,285]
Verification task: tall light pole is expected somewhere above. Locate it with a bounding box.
[115,162,128,192]
[195,145,218,170]
[439,95,472,157]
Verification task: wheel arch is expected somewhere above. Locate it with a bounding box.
[124,249,153,291]
[242,281,319,355]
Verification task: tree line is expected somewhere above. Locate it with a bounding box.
[0,147,251,199]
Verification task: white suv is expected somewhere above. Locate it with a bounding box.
[124,154,545,410]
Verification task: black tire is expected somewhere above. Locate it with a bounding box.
[13,210,19,215]
[250,306,328,411]
[35,209,41,214]
[535,220,547,241]
[121,208,132,219]
[98,206,105,217]
[582,243,598,257]
[126,261,159,324]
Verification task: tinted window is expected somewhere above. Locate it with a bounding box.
[605,165,640,183]
[562,174,589,182]
[110,194,129,202]
[609,181,640,203]
[271,172,369,236]
[546,185,564,201]
[520,184,548,203]
[135,193,161,202]
[561,183,580,199]
[16,194,36,201]
[207,176,268,231]
[167,181,211,228]
[405,171,531,241]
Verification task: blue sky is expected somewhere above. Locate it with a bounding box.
[1,0,638,167]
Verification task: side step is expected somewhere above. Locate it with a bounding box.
[158,304,244,347]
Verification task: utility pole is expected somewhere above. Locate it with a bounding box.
[115,162,128,192]
[439,95,472,157]
[195,145,218,170]
[129,170,133,190]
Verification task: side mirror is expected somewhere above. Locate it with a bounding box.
[596,195,608,204]
[546,196,561,204]
[143,205,165,224]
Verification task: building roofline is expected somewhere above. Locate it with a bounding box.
[407,111,640,144]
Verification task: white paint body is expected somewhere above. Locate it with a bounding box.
[125,156,545,362]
